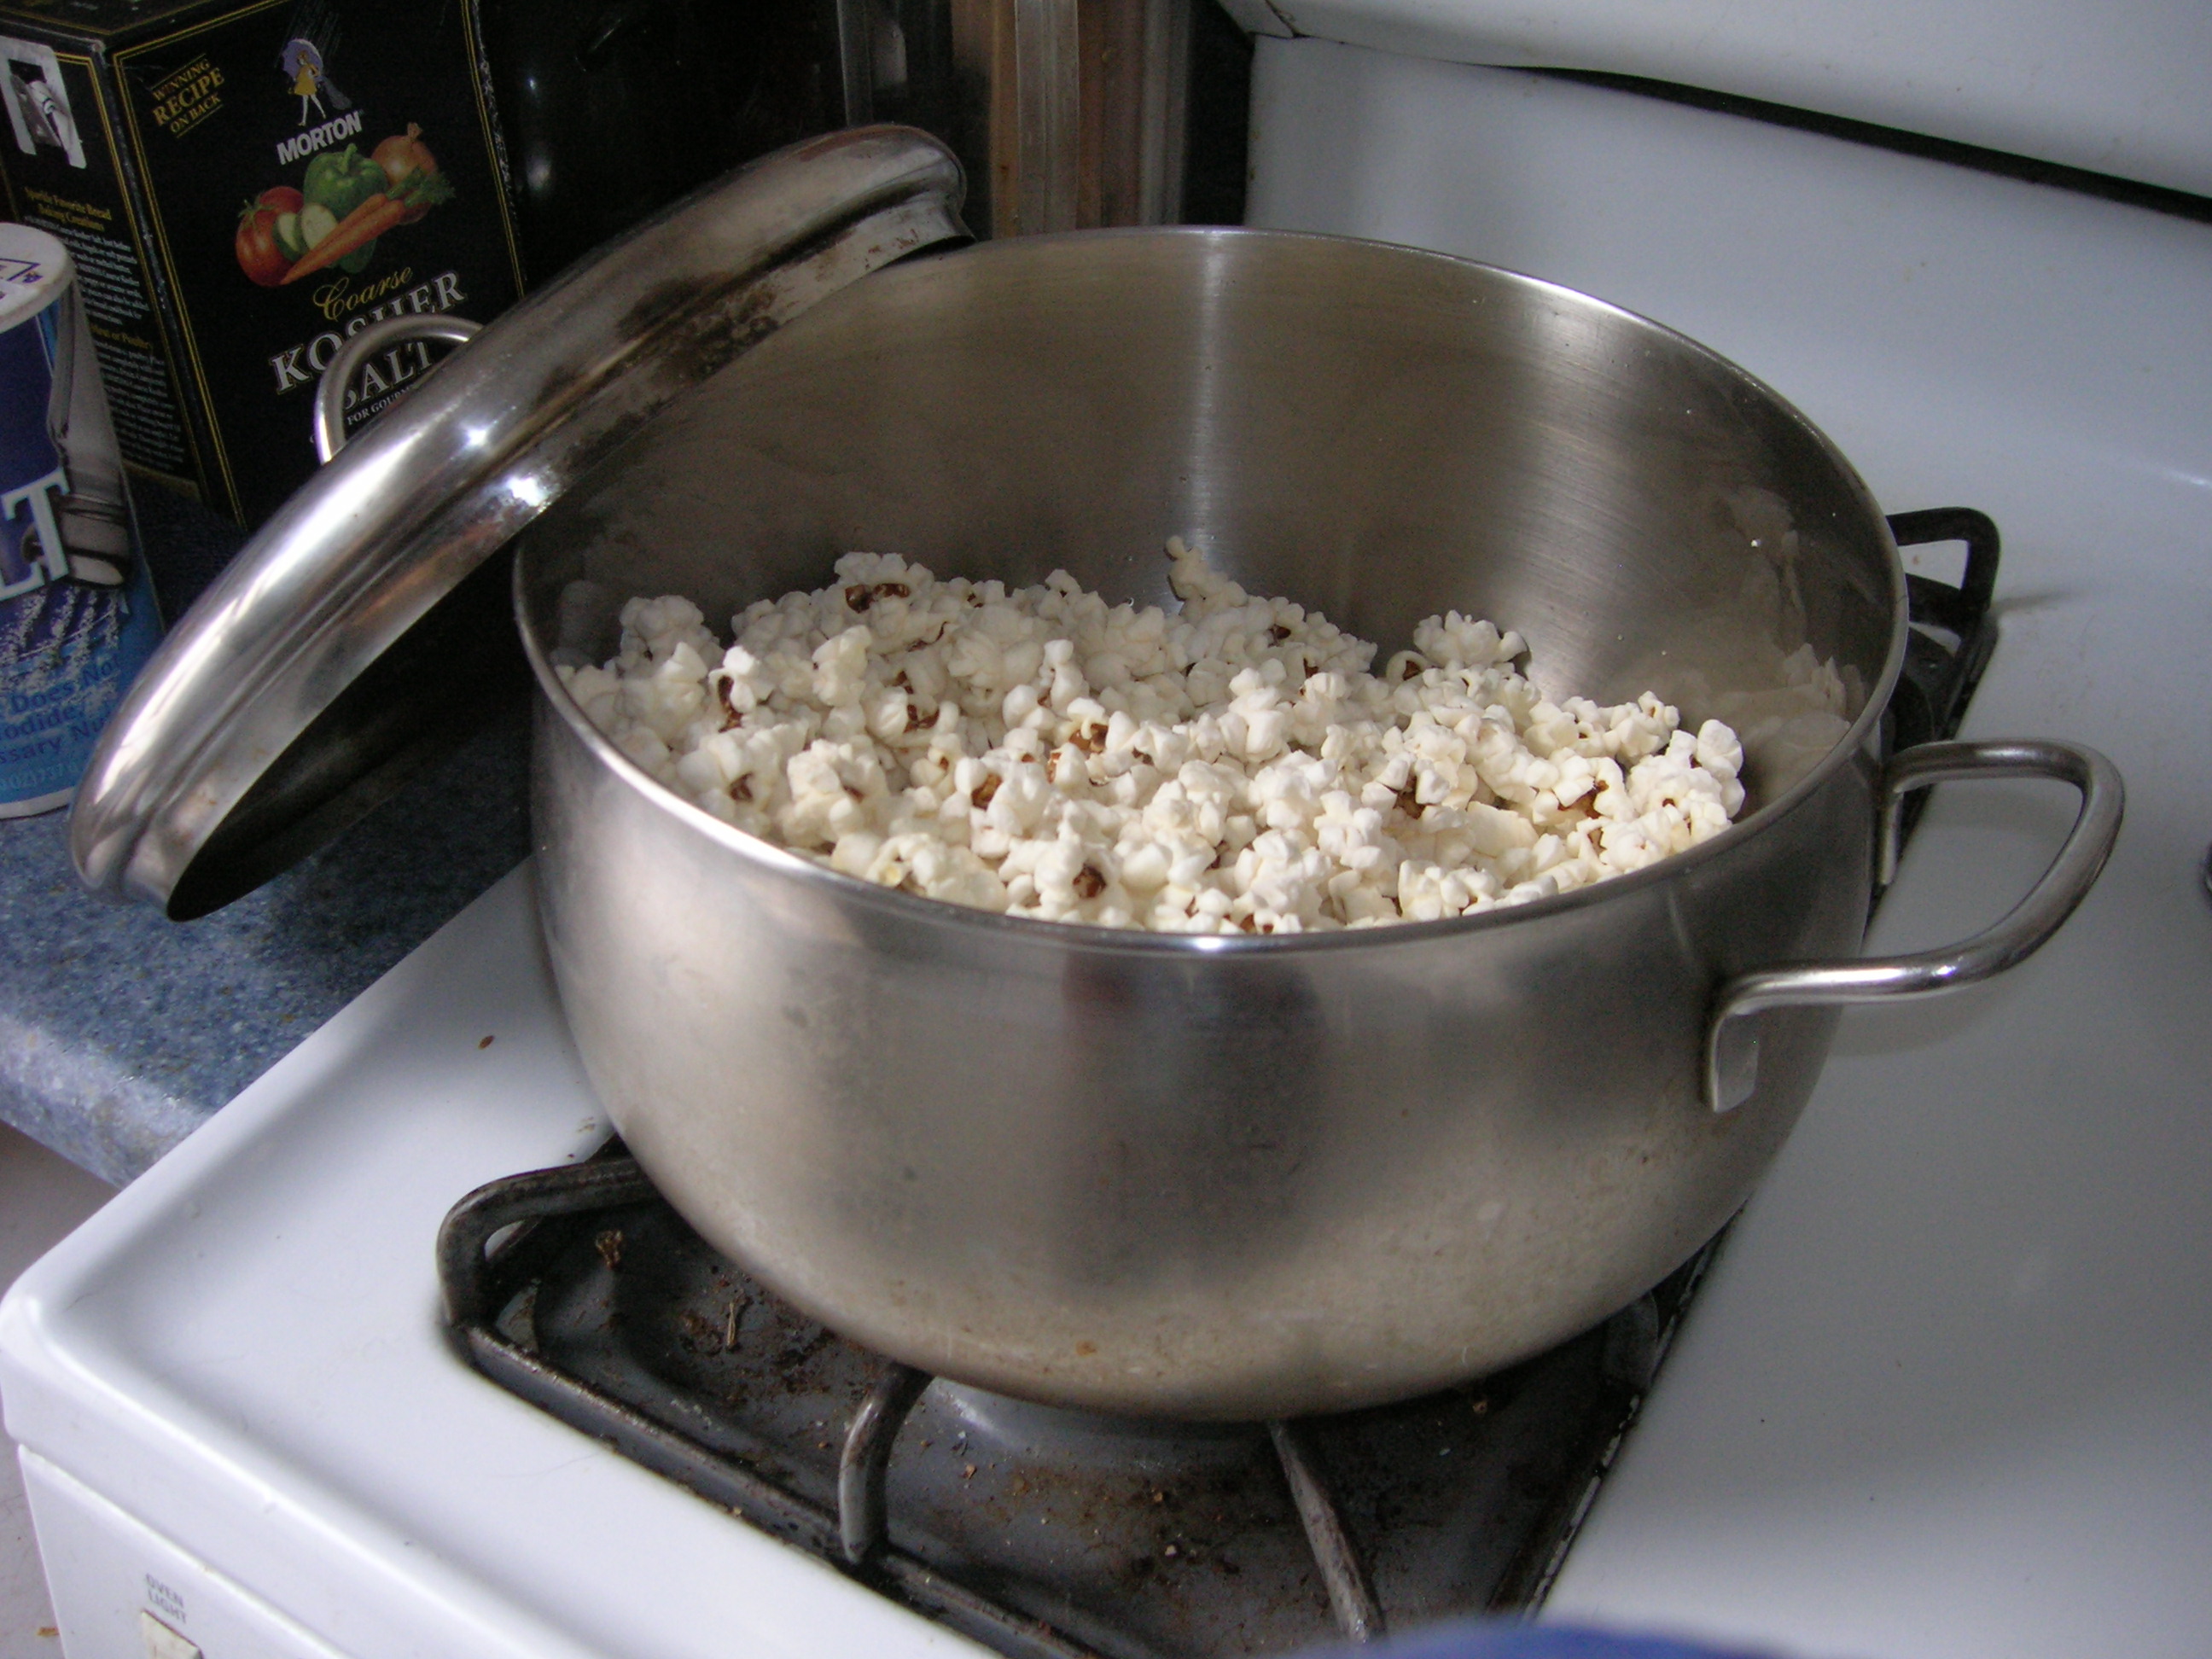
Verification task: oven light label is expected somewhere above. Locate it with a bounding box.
[143,1571,186,1623]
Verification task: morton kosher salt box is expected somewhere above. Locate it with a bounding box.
[0,0,522,527]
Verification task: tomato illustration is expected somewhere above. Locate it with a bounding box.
[236,186,304,287]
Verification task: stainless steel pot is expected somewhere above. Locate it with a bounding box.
[509,227,2122,1419]
[71,130,2121,1421]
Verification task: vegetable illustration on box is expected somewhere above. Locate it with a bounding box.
[235,124,452,287]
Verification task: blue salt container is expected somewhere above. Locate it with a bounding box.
[0,220,160,816]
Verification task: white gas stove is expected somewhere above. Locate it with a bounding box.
[5,29,2211,1659]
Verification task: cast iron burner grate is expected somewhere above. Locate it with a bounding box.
[436,512,2000,1659]
[440,1155,1708,1657]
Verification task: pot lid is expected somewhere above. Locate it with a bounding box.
[69,126,968,918]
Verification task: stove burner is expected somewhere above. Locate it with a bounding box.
[439,1154,1706,1657]
[437,511,2000,1656]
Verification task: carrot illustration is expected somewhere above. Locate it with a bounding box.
[280,195,397,282]
[281,168,453,283]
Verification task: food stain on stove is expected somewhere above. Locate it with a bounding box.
[771,1326,837,1374]
[674,1307,728,1353]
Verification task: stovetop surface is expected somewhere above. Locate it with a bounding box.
[3,52,2209,1659]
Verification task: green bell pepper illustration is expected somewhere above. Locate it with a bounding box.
[301,143,387,228]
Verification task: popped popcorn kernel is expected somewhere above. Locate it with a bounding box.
[571,542,1770,931]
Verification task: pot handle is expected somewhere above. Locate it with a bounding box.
[311,314,483,463]
[1705,739,2124,1112]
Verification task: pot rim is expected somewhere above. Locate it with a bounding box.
[516,226,1909,957]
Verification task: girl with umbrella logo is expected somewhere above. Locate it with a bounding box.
[280,38,327,125]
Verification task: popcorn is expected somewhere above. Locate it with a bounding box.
[560,540,1759,933]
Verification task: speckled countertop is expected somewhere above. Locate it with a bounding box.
[0,487,533,1185]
